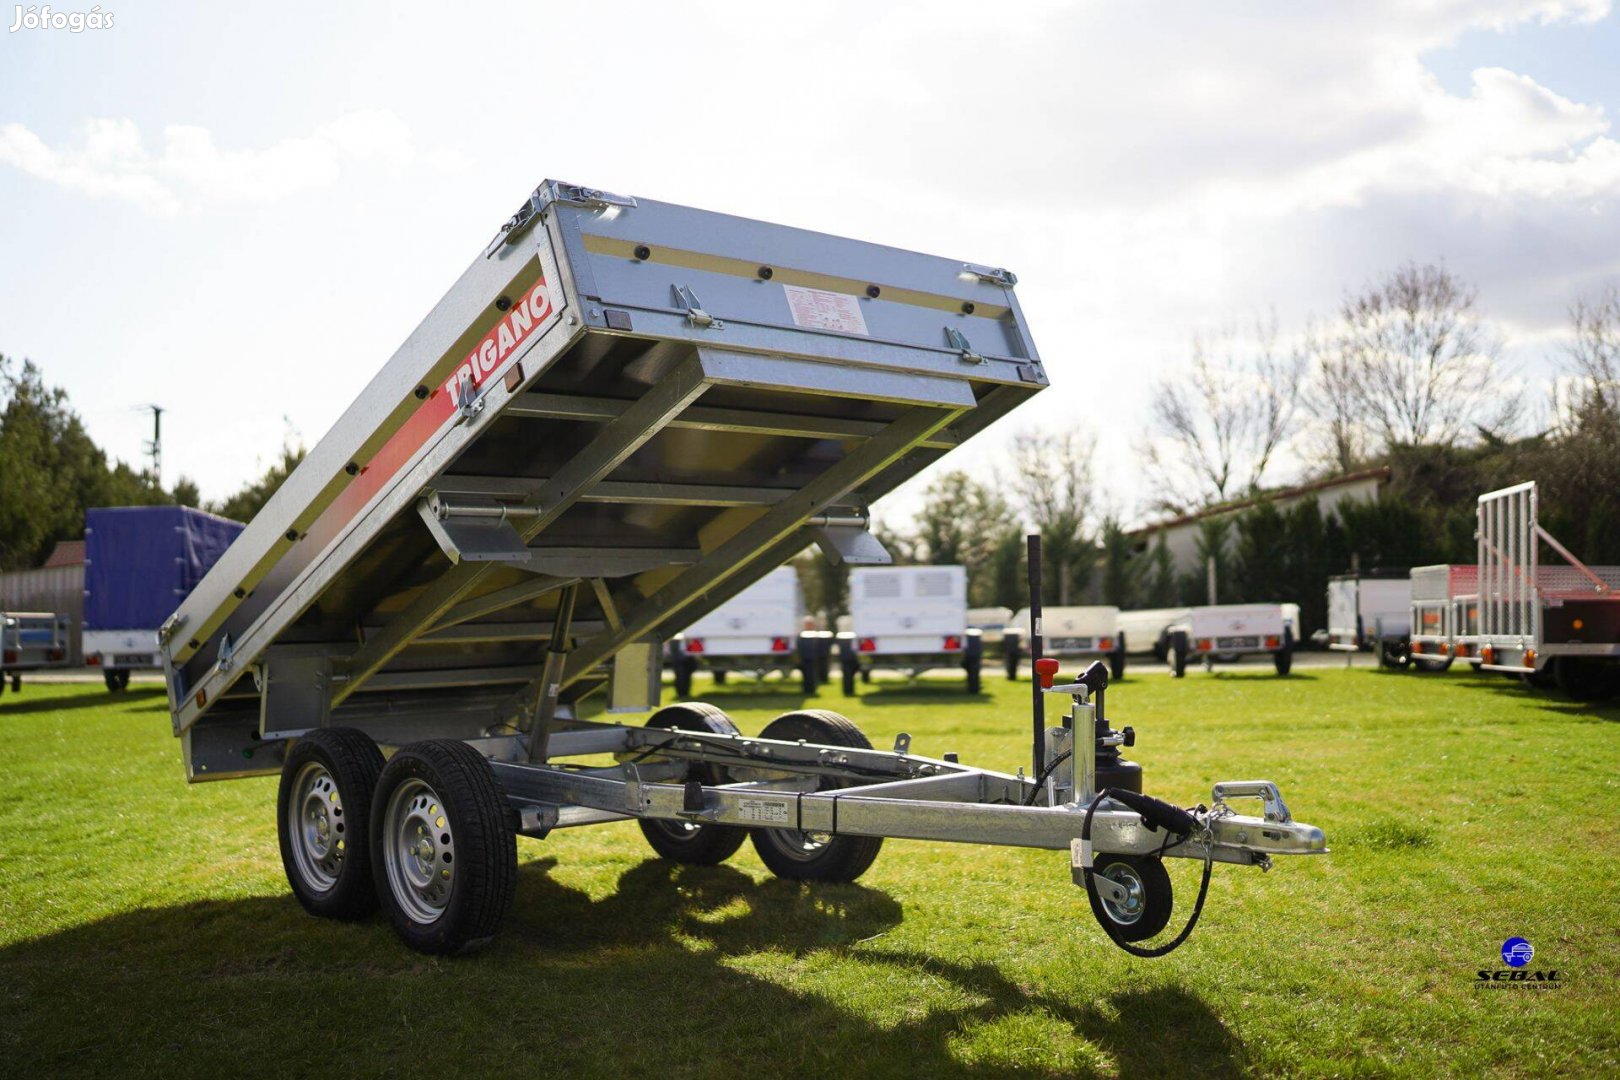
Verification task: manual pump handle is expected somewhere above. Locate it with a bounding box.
[1027,533,1045,776]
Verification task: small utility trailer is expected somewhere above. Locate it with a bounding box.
[1477,482,1620,699]
[665,567,823,696]
[1407,564,1480,673]
[1326,572,1412,669]
[837,565,982,694]
[1166,604,1295,677]
[1004,605,1125,681]
[1,610,72,694]
[162,180,1324,956]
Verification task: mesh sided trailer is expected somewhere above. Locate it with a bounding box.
[163,179,1324,955]
[1477,482,1620,697]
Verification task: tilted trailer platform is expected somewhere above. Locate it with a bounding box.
[163,179,1325,955]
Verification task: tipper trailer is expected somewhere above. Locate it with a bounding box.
[162,179,1324,957]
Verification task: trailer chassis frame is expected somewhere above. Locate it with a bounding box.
[481,714,1326,878]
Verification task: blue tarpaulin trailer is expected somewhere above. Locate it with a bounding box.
[83,506,243,691]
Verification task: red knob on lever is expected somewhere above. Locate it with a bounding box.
[1034,657,1060,689]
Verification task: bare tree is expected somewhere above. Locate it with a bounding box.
[1142,315,1305,513]
[1316,263,1511,455]
[1563,284,1620,423]
[1301,319,1364,473]
[1011,430,1095,604]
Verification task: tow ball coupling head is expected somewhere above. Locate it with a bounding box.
[1211,780,1292,824]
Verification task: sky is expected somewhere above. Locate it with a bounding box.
[2,0,1618,530]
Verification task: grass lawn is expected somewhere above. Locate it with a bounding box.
[2,667,1617,1078]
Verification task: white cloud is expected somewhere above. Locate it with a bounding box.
[0,109,420,214]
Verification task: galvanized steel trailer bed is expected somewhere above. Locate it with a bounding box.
[163,179,1324,955]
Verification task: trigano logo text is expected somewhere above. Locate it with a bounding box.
[442,277,554,409]
[9,5,114,31]
[1475,936,1564,989]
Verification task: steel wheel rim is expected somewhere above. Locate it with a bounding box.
[289,761,346,893]
[383,778,456,924]
[763,828,832,861]
[1099,863,1146,925]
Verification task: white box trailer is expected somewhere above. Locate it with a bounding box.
[1478,482,1620,698]
[667,567,822,696]
[159,178,1323,958]
[1118,607,1192,660]
[1166,604,1295,677]
[1407,564,1480,673]
[1004,605,1124,680]
[0,610,72,694]
[1326,573,1412,668]
[838,565,981,694]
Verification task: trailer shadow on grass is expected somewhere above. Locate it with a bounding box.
[3,856,1247,1079]
[1449,674,1620,720]
[0,685,166,716]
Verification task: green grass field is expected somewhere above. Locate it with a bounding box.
[2,667,1617,1078]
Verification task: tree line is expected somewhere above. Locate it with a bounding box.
[0,356,305,571]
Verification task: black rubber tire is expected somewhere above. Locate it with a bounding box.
[1110,637,1127,682]
[370,740,517,955]
[103,669,124,692]
[1005,634,1022,680]
[964,635,983,694]
[713,669,728,686]
[1413,656,1454,674]
[1378,639,1410,670]
[1152,633,1170,663]
[1274,629,1295,676]
[860,667,872,684]
[1087,853,1173,943]
[1171,632,1189,678]
[841,664,857,697]
[750,710,883,883]
[9,673,18,692]
[672,656,695,699]
[637,703,748,865]
[1553,657,1620,700]
[817,639,832,683]
[276,727,385,920]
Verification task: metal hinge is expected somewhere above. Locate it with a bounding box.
[157,612,187,645]
[486,181,638,255]
[455,373,485,422]
[673,284,723,329]
[961,262,1018,287]
[945,326,984,364]
[217,633,237,673]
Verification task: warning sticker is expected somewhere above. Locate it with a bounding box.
[736,798,792,825]
[782,284,869,336]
